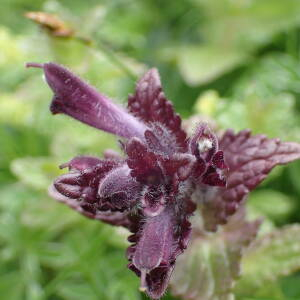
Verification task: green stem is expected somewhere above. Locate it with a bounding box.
[76,35,137,81]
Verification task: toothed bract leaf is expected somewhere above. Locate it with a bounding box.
[128,68,187,150]
[199,129,300,231]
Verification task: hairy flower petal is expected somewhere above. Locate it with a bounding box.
[26,62,147,139]
[132,209,174,272]
[98,164,141,210]
[128,206,192,299]
[48,184,131,227]
[53,159,117,202]
[49,158,139,215]
[59,155,102,171]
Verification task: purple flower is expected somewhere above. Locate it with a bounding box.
[27,62,300,299]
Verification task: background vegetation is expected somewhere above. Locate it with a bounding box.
[2,0,300,299]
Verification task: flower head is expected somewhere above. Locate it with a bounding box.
[27,62,300,299]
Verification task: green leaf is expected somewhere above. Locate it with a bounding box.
[232,54,300,99]
[217,92,297,139]
[0,183,136,300]
[280,272,300,299]
[177,46,247,85]
[214,54,300,141]
[0,272,23,300]
[0,125,50,184]
[177,0,300,85]
[10,157,64,190]
[235,225,300,298]
[50,123,120,160]
[248,190,296,224]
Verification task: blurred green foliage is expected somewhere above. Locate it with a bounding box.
[2,0,300,299]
